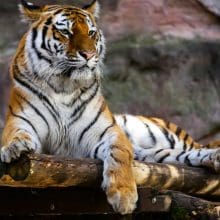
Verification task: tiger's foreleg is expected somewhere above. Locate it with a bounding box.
[1,116,42,163]
[90,126,138,214]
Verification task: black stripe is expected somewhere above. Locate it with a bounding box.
[122,115,131,138]
[61,18,67,22]
[13,74,60,127]
[162,128,175,149]
[52,25,60,41]
[99,121,115,141]
[32,28,52,64]
[144,123,156,145]
[183,133,189,142]
[157,153,170,163]
[46,80,64,93]
[142,155,149,161]
[110,152,121,164]
[93,141,104,159]
[176,151,185,161]
[166,122,171,129]
[99,44,103,55]
[200,154,209,163]
[9,106,41,142]
[41,25,51,53]
[54,9,63,15]
[54,43,58,53]
[47,39,52,52]
[68,86,99,127]
[124,130,131,140]
[68,105,86,126]
[70,82,98,117]
[16,93,50,136]
[56,21,66,26]
[184,154,192,166]
[32,27,37,48]
[62,13,71,17]
[15,97,24,112]
[155,149,164,155]
[78,102,106,145]
[175,127,182,136]
[188,144,193,151]
[45,17,52,25]
[67,79,97,107]
[14,74,58,116]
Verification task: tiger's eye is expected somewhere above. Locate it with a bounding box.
[60,29,71,36]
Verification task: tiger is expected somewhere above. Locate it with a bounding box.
[1,0,220,215]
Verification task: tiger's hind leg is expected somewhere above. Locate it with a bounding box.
[115,114,220,173]
[135,145,220,172]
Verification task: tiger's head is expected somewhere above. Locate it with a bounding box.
[18,0,105,89]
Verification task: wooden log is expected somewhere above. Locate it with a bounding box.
[0,187,172,216]
[0,186,219,217]
[164,190,220,219]
[0,153,220,198]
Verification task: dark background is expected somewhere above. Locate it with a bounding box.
[1,0,220,143]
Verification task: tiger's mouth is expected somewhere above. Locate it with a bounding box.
[59,57,98,77]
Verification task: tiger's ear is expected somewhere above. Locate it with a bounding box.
[19,0,43,22]
[82,0,100,18]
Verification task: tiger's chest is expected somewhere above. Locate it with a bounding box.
[44,92,102,158]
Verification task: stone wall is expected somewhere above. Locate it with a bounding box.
[1,0,220,143]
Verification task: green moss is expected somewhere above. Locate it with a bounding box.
[108,34,159,52]
[108,35,191,52]
[171,206,190,220]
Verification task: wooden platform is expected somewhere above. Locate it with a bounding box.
[0,186,172,219]
[0,153,219,219]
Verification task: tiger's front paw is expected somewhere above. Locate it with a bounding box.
[1,142,34,163]
[106,183,138,215]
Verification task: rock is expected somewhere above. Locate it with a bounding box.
[100,0,220,41]
[197,0,220,17]
[103,39,220,142]
[0,54,11,126]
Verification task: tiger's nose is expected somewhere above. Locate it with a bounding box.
[79,50,96,60]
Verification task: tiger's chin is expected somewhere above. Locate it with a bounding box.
[47,65,99,93]
[68,65,98,80]
[70,67,96,82]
